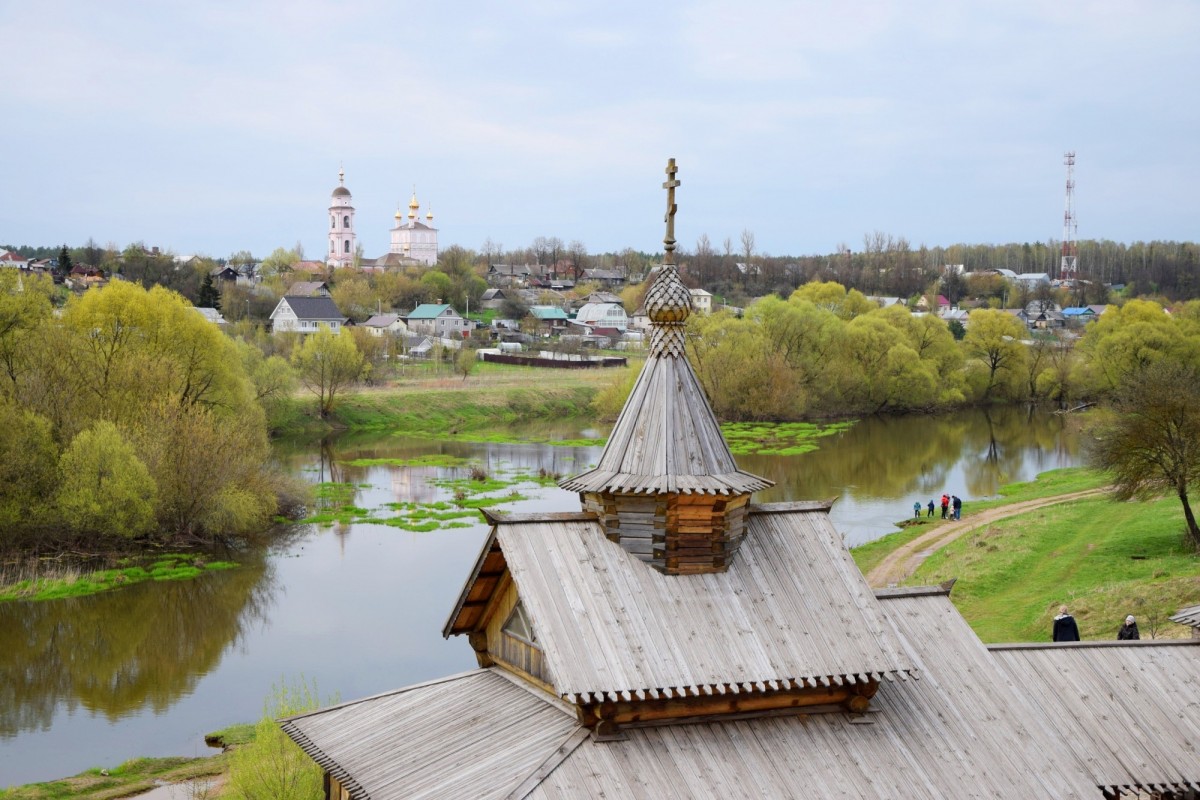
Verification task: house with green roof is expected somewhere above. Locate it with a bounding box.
[529,305,569,334]
[405,303,469,339]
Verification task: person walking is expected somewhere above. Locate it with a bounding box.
[1117,615,1140,640]
[1053,605,1081,642]
[940,494,949,519]
[913,501,922,520]
[927,499,935,517]
[952,495,962,520]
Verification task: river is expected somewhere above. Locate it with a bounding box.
[0,406,1082,787]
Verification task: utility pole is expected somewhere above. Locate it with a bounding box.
[1060,152,1078,283]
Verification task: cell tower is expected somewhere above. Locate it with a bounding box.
[1060,151,1078,282]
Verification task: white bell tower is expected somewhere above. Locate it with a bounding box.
[328,167,356,268]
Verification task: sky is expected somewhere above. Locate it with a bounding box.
[2,1,1197,262]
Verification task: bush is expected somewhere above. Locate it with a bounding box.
[225,678,332,800]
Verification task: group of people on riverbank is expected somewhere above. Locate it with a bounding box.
[1052,606,1141,642]
[913,494,962,521]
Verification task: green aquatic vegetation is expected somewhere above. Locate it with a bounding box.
[458,493,528,509]
[0,554,240,603]
[432,476,516,494]
[721,420,855,456]
[343,454,478,468]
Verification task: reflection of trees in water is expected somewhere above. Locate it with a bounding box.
[0,557,275,738]
[748,408,1082,502]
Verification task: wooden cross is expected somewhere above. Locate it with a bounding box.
[662,158,680,262]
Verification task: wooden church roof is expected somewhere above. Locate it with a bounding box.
[284,590,1200,799]
[446,504,916,704]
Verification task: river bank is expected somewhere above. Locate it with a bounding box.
[850,467,1200,643]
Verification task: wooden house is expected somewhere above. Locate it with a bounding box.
[269,295,347,334]
[281,162,1200,800]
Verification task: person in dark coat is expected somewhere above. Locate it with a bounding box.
[1117,615,1140,640]
[952,495,962,520]
[1053,605,1081,642]
[927,499,935,517]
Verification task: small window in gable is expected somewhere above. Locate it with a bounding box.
[503,601,538,646]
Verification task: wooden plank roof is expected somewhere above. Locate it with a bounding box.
[991,640,1200,795]
[285,592,1200,799]
[559,352,771,495]
[280,669,579,800]
[478,505,915,703]
[1171,602,1200,629]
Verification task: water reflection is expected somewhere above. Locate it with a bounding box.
[0,557,274,739]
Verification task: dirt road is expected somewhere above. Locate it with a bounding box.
[865,488,1110,588]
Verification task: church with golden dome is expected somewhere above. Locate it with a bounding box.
[326,169,439,270]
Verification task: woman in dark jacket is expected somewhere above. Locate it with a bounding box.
[1053,605,1081,642]
[1117,615,1140,640]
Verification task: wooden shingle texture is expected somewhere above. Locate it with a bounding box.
[992,640,1200,795]
[488,505,916,703]
[280,669,578,800]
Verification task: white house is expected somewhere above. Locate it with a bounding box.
[361,313,408,337]
[406,303,470,338]
[689,288,713,314]
[269,295,347,334]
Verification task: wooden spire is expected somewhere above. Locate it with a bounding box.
[560,159,772,574]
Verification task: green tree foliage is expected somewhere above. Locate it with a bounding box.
[259,247,302,278]
[57,244,72,276]
[455,346,478,381]
[962,309,1029,401]
[0,402,58,532]
[224,679,328,800]
[1075,299,1193,395]
[1087,361,1200,550]
[197,272,221,309]
[0,280,279,547]
[56,422,157,539]
[292,326,365,417]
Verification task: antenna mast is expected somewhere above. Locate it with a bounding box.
[1060,151,1078,282]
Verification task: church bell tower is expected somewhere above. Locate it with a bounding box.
[328,167,356,268]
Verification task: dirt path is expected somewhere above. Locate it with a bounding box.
[865,488,1110,588]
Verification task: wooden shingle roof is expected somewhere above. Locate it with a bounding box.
[992,640,1200,795]
[1171,603,1200,630]
[447,505,915,703]
[290,591,1200,799]
[560,261,770,497]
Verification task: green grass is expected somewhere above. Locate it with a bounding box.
[850,468,1111,579]
[0,555,239,603]
[908,493,1200,643]
[0,755,226,799]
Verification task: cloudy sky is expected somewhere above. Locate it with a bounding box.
[2,1,1197,261]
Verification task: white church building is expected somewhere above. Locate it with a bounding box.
[325,170,439,269]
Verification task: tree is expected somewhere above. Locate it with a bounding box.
[57,244,72,277]
[56,421,157,539]
[1087,361,1200,550]
[198,272,221,309]
[292,327,364,417]
[455,347,478,381]
[963,309,1029,400]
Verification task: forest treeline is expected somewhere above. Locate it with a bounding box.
[0,275,297,550]
[668,281,1200,422]
[8,235,1200,320]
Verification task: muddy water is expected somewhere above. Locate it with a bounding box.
[0,406,1081,786]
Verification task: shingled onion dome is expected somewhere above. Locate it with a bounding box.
[560,160,772,574]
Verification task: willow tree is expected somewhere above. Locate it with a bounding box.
[292,326,364,417]
[1088,361,1200,550]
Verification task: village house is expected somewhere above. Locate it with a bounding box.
[0,250,29,269]
[209,265,239,284]
[405,303,470,339]
[286,280,331,298]
[527,305,569,335]
[360,313,407,337]
[487,264,534,287]
[688,287,712,314]
[193,307,227,325]
[269,295,347,334]
[581,267,627,289]
[280,162,1200,800]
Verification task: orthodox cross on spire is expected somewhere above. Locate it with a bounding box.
[662,158,680,264]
